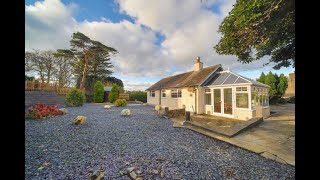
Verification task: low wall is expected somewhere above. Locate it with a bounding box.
[166,108,185,118]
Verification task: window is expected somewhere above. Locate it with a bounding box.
[162,90,166,98]
[251,92,257,109]
[205,89,211,105]
[236,87,247,92]
[236,93,249,108]
[171,89,182,98]
[150,91,155,97]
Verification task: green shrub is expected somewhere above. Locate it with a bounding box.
[278,98,287,104]
[129,91,147,103]
[287,96,295,104]
[65,88,85,106]
[108,84,119,103]
[93,81,104,103]
[114,99,127,107]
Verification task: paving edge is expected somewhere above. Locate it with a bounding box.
[183,117,263,138]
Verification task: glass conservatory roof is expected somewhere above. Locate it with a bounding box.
[204,71,270,88]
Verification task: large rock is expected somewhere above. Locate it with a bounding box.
[155,105,161,111]
[121,109,131,116]
[72,116,87,125]
[59,108,68,114]
[104,105,111,109]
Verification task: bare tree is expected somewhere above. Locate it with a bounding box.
[25,50,56,83]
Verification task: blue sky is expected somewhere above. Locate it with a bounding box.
[25,0,294,90]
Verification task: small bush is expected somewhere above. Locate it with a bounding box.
[108,84,119,103]
[65,88,85,107]
[287,96,295,104]
[93,81,104,103]
[129,91,147,103]
[278,98,287,104]
[26,103,64,119]
[114,99,127,107]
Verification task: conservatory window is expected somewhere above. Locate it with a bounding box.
[205,89,211,105]
[150,91,155,97]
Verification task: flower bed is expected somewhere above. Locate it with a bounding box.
[26,103,64,119]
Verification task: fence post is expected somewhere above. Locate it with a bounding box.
[185,111,190,121]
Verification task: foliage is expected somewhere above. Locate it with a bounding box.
[256,72,266,84]
[114,99,127,107]
[26,103,64,119]
[25,75,35,81]
[264,72,277,99]
[257,71,288,102]
[278,98,287,104]
[277,74,288,97]
[129,91,147,103]
[214,0,295,69]
[108,84,119,103]
[93,81,104,103]
[25,50,56,83]
[57,32,117,90]
[103,76,124,87]
[287,96,295,104]
[65,88,86,106]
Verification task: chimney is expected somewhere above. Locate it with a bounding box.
[194,56,203,71]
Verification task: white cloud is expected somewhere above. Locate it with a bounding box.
[26,0,292,91]
[123,80,154,91]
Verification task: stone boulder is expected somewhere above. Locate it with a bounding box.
[121,109,131,116]
[72,116,87,125]
[104,105,111,109]
[59,108,68,114]
[155,105,161,111]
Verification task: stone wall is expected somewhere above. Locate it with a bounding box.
[166,108,185,118]
[284,73,295,97]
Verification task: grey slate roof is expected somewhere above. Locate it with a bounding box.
[146,64,221,91]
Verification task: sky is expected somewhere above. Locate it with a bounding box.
[25,0,295,91]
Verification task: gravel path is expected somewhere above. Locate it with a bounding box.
[25,104,295,179]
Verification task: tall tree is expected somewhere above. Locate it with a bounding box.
[103,76,124,87]
[256,72,266,84]
[264,71,277,99]
[25,50,56,83]
[57,32,117,90]
[214,0,295,69]
[277,73,288,97]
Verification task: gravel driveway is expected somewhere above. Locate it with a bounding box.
[25,104,295,179]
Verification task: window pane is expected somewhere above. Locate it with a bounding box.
[205,94,211,105]
[236,93,249,108]
[251,92,256,109]
[205,89,211,92]
[236,87,241,91]
[224,88,233,114]
[242,87,247,91]
[214,89,221,113]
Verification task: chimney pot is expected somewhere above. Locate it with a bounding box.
[196,56,200,63]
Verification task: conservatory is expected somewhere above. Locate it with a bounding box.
[202,70,270,120]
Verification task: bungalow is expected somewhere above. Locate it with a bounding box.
[146,57,270,120]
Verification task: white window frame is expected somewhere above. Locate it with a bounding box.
[171,89,182,98]
[205,88,212,105]
[235,86,249,109]
[161,90,167,98]
[150,91,155,97]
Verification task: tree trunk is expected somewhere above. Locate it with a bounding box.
[80,60,88,91]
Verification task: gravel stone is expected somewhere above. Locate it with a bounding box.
[25,104,295,179]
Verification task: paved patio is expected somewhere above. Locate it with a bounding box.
[172,104,295,166]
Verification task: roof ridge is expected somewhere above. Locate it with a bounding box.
[164,64,220,79]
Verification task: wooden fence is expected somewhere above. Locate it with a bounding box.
[25,80,71,95]
[119,93,129,100]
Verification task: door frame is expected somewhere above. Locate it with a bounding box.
[211,87,234,118]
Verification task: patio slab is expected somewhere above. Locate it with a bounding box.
[171,104,295,166]
[183,116,263,137]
